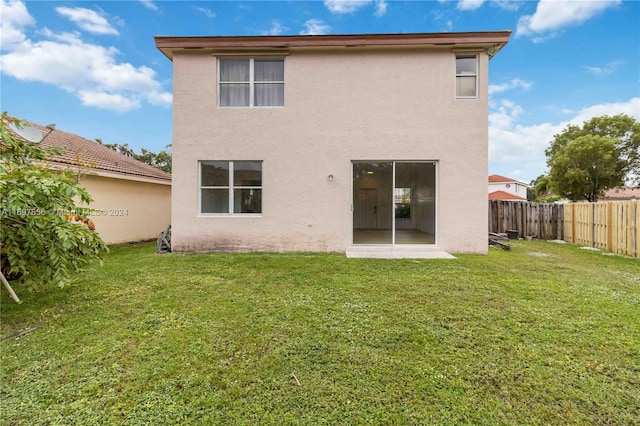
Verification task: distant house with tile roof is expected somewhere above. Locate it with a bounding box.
[10,118,171,245]
[601,186,640,201]
[488,190,527,201]
[488,174,528,201]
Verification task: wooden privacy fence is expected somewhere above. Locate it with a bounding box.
[488,200,564,240]
[564,200,639,258]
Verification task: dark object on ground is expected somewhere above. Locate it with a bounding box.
[489,232,509,240]
[506,230,519,240]
[489,238,511,250]
[156,225,171,253]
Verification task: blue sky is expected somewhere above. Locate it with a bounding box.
[1,0,638,183]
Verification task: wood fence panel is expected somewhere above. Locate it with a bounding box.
[563,200,638,258]
[594,203,608,250]
[488,201,563,240]
[574,203,592,246]
[564,204,574,242]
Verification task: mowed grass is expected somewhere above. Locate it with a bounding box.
[1,241,638,425]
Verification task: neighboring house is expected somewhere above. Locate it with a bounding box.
[488,174,528,201]
[155,31,510,256]
[12,119,171,245]
[488,190,527,201]
[602,186,640,200]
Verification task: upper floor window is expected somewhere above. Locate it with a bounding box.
[219,58,284,107]
[456,55,477,98]
[200,161,262,214]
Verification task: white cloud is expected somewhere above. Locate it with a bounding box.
[585,60,623,75]
[489,99,524,129]
[56,7,118,36]
[489,97,640,182]
[516,0,621,39]
[300,19,331,35]
[0,0,35,48]
[324,0,387,16]
[325,0,371,13]
[489,78,532,95]
[139,0,158,12]
[78,90,140,112]
[194,6,216,19]
[457,0,485,11]
[450,1,521,20]
[0,2,171,113]
[146,91,173,106]
[491,0,523,12]
[262,19,288,36]
[567,97,640,126]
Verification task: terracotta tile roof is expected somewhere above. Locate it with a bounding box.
[12,118,171,182]
[602,186,640,200]
[489,190,527,201]
[488,174,517,183]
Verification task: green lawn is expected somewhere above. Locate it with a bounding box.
[1,241,638,425]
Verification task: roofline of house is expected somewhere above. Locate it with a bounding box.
[154,31,511,61]
[488,179,529,186]
[488,190,527,201]
[47,161,172,186]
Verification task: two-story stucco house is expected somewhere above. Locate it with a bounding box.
[488,174,528,201]
[155,31,510,257]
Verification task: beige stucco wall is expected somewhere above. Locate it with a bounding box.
[78,174,171,245]
[172,46,490,254]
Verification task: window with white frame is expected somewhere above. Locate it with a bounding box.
[455,55,477,98]
[219,58,284,107]
[200,161,262,214]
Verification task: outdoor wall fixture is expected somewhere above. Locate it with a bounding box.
[328,174,334,181]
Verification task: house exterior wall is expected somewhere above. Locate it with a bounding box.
[172,47,490,254]
[488,182,528,197]
[79,174,171,245]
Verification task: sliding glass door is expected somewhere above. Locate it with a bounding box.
[353,161,436,245]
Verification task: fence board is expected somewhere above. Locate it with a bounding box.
[563,200,638,258]
[488,201,563,240]
[490,200,638,257]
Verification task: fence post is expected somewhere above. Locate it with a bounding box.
[634,200,638,258]
[559,204,564,240]
[591,203,596,248]
[606,202,613,252]
[571,203,576,244]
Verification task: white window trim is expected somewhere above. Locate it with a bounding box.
[199,161,263,216]
[455,54,478,100]
[218,57,284,108]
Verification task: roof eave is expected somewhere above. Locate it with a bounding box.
[154,31,511,61]
[47,161,172,185]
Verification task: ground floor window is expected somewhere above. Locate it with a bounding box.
[352,161,436,245]
[200,161,262,214]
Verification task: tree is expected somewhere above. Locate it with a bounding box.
[545,114,640,187]
[533,175,552,198]
[95,139,172,173]
[547,135,625,202]
[1,113,108,295]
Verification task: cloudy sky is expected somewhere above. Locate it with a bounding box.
[1,0,638,183]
